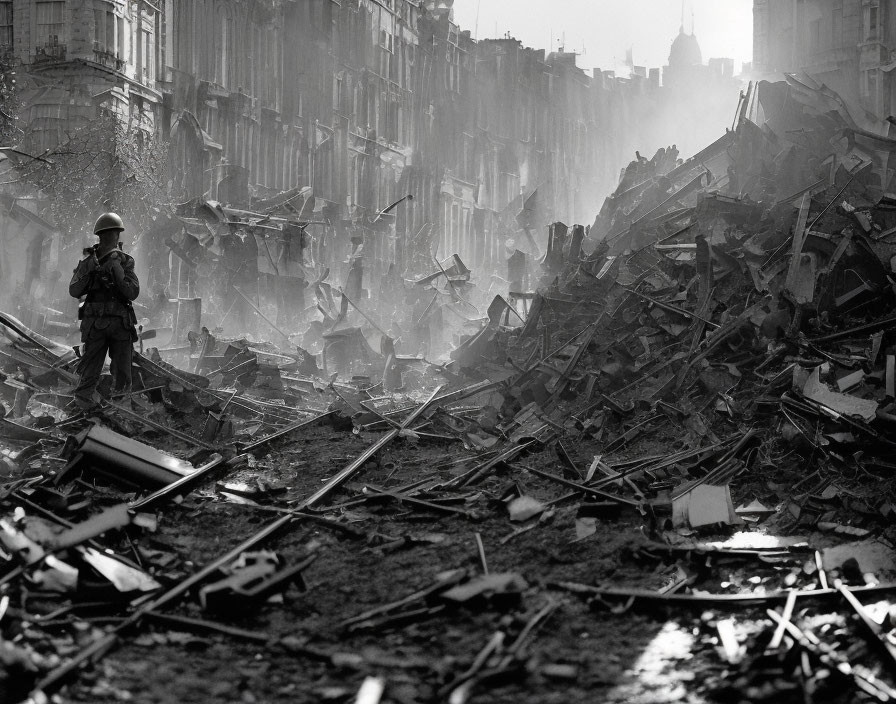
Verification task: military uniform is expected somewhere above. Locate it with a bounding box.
[69,247,140,409]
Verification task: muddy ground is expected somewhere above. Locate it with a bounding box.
[24,410,887,704]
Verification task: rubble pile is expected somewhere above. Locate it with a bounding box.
[4,77,896,702]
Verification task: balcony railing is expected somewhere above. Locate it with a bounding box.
[93,48,125,71]
[34,43,66,62]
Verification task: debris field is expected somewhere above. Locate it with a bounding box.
[5,77,896,703]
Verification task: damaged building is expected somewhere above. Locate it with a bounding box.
[753,0,896,121]
[14,3,896,703]
[0,0,741,338]
[5,66,896,700]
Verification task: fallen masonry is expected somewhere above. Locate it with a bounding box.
[4,77,896,702]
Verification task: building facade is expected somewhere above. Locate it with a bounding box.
[8,0,162,150]
[0,0,743,329]
[753,0,896,126]
[0,0,164,319]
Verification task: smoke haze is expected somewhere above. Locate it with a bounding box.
[453,0,754,74]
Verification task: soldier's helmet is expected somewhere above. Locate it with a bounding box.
[93,212,125,235]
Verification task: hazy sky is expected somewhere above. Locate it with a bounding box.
[451,0,754,75]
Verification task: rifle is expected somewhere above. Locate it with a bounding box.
[78,243,137,327]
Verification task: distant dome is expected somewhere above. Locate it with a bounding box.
[669,27,702,68]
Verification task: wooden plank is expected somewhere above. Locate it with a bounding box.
[784,192,812,296]
[887,355,895,399]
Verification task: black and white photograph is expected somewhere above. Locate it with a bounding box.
[2,1,896,702]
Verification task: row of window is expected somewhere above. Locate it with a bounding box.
[0,0,156,81]
[185,3,414,114]
[777,1,882,57]
[333,76,409,145]
[757,0,884,70]
[176,3,282,113]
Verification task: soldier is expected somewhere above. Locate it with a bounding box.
[69,213,140,411]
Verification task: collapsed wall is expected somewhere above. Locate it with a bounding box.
[6,77,896,703]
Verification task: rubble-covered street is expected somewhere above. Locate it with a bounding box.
[4,71,896,704]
